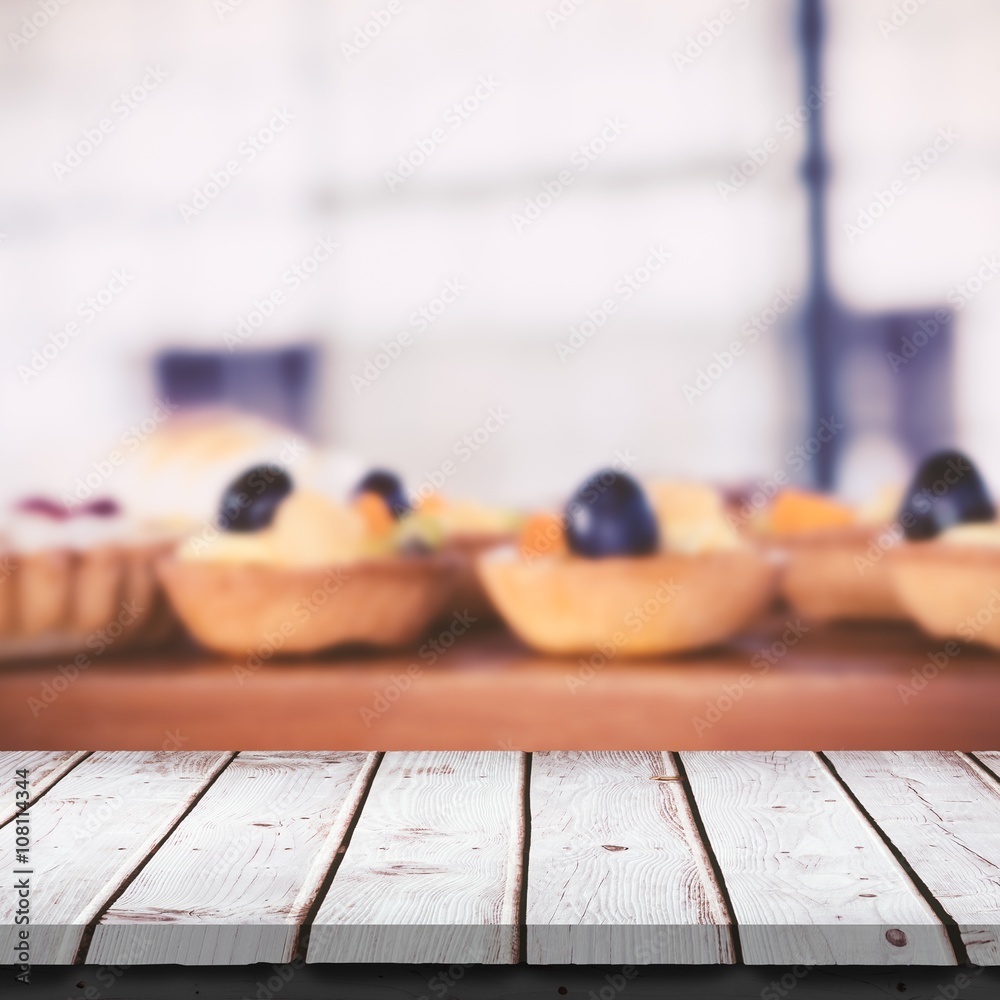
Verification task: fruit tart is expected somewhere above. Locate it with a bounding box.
[887,450,1000,649]
[350,468,522,621]
[476,470,777,657]
[0,496,175,658]
[157,464,460,657]
[759,485,909,622]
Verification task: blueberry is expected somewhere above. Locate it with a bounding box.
[898,449,995,541]
[354,469,410,519]
[565,469,659,558]
[220,464,293,532]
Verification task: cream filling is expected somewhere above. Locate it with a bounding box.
[646,480,744,553]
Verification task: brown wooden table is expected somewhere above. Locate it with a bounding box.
[1,614,998,749]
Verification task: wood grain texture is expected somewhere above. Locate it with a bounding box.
[971,752,1000,779]
[306,750,524,964]
[826,750,1000,965]
[86,751,379,966]
[0,751,88,825]
[0,750,232,963]
[680,751,956,965]
[526,751,734,964]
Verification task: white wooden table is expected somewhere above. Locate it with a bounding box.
[3,750,1000,968]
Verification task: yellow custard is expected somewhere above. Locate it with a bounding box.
[646,481,743,553]
[182,490,372,567]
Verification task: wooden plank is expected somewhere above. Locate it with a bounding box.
[679,751,956,965]
[526,750,734,964]
[85,751,379,966]
[972,751,1000,778]
[306,750,524,964]
[826,750,1000,965]
[0,750,233,963]
[0,751,88,825]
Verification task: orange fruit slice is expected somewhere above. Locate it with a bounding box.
[518,512,567,559]
[353,491,395,538]
[768,489,856,535]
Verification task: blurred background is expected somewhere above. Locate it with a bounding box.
[1,0,998,510]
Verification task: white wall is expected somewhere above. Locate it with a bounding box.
[0,0,830,510]
[825,0,1000,492]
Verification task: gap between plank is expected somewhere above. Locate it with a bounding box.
[965,751,1000,787]
[72,750,240,964]
[0,751,94,832]
[516,751,532,965]
[668,752,743,965]
[292,751,385,962]
[815,750,970,965]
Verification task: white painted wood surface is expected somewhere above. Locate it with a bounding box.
[679,751,957,965]
[5,750,1000,966]
[827,750,1000,965]
[306,751,525,964]
[86,751,379,966]
[0,751,88,826]
[972,751,1000,780]
[526,751,734,964]
[0,750,232,963]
